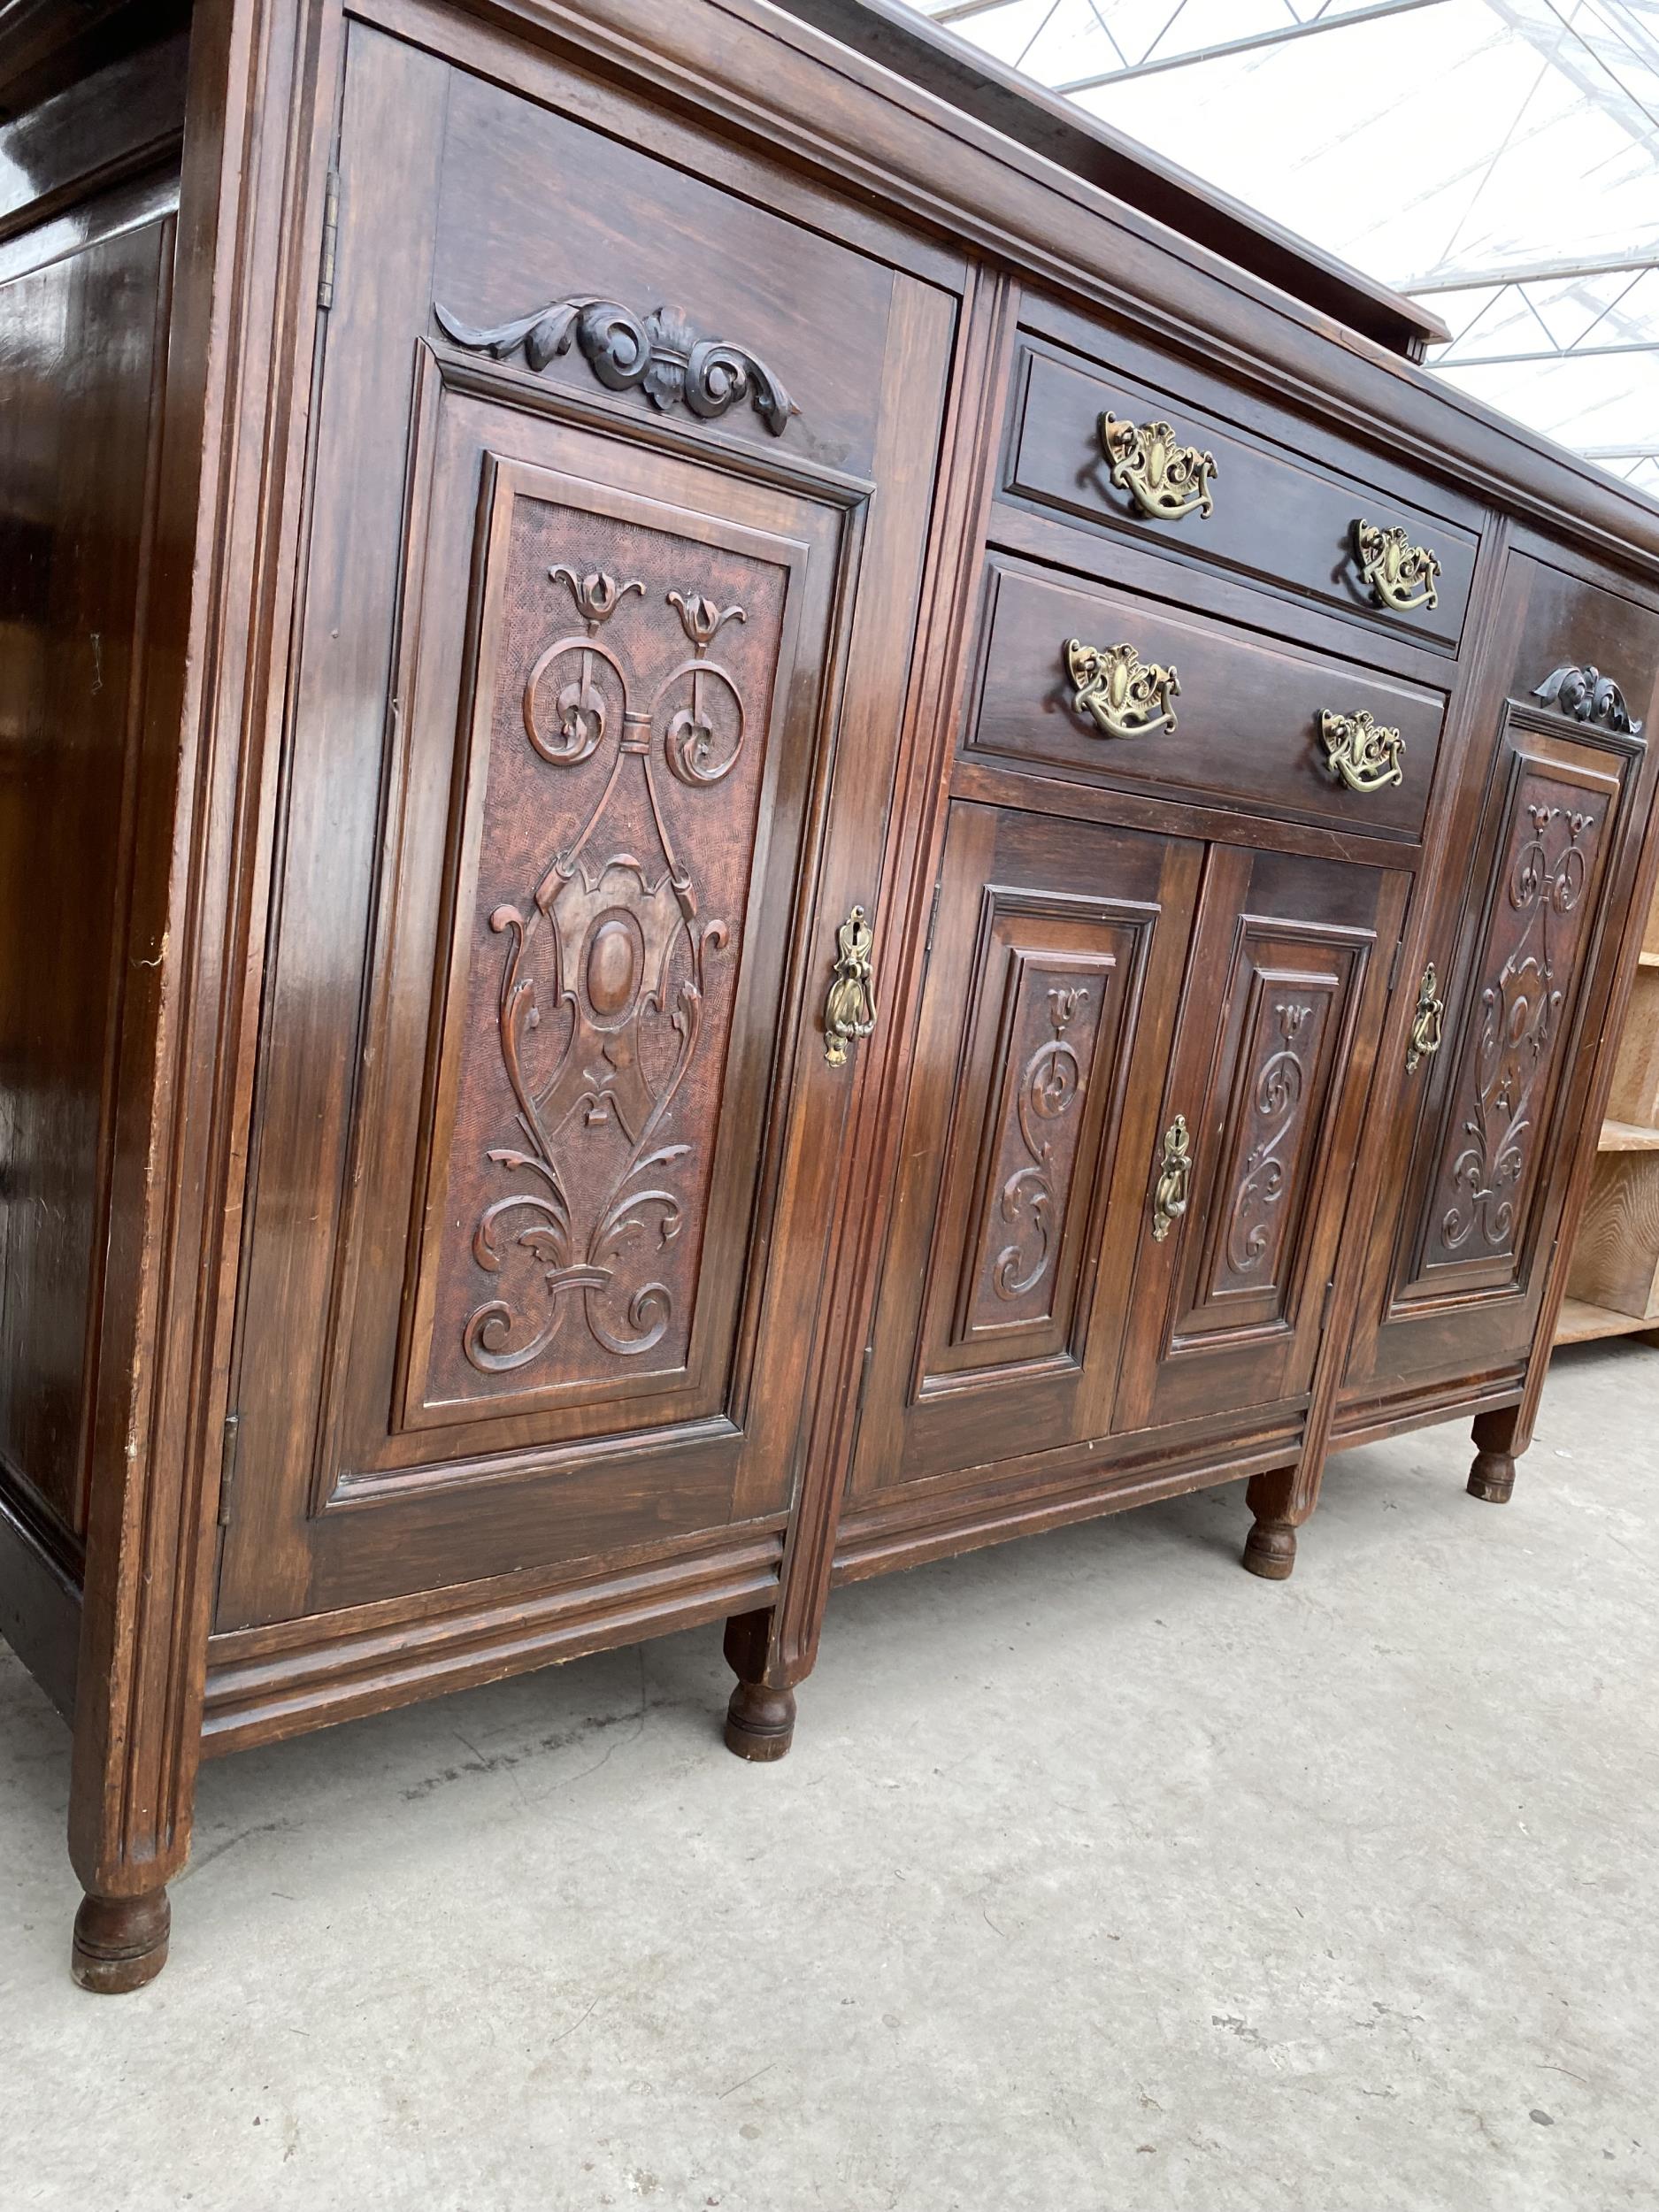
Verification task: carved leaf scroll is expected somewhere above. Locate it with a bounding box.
[992,985,1090,1302]
[434,295,800,436]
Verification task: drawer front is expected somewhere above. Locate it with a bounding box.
[965,557,1448,840]
[1003,333,1479,653]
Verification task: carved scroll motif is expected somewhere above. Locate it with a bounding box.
[992,986,1089,1302]
[462,565,751,1377]
[1226,1002,1314,1276]
[1532,664,1644,736]
[434,295,799,436]
[1440,801,1597,1253]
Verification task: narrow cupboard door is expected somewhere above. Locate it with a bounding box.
[1114,846,1409,1434]
[849,802,1202,1502]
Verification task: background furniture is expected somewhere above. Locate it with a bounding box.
[1558,867,1659,1348]
[4,0,1658,1993]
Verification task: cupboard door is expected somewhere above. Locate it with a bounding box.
[1114,847,1406,1432]
[215,24,954,1627]
[1343,547,1659,1407]
[849,803,1201,1500]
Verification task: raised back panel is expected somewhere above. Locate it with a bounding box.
[403,457,804,1428]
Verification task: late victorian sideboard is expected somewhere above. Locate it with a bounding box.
[4,0,1658,1993]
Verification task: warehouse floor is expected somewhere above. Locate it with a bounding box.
[3,1337,1655,2212]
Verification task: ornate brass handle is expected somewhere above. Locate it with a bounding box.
[1100,412,1217,522]
[1405,962,1444,1073]
[1066,637,1180,741]
[1353,518,1440,613]
[1150,1114,1193,1244]
[1319,708,1404,793]
[824,904,876,1067]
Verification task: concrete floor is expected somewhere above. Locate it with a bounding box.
[3,1339,1657,2212]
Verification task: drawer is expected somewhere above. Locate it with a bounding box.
[964,557,1448,840]
[1002,328,1480,654]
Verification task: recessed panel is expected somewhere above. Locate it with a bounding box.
[403,457,804,1426]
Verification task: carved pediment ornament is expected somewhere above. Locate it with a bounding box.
[434,294,799,436]
[1532,663,1645,736]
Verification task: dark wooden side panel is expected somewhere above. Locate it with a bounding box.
[0,210,173,1551]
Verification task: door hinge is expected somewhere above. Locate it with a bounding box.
[216,1411,242,1529]
[317,165,341,311]
[923,873,944,964]
[855,1338,876,1421]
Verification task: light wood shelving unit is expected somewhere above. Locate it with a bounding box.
[1558,882,1659,1346]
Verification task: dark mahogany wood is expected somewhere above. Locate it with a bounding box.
[70,1886,171,1995]
[4,0,1659,1987]
[1241,1467,1302,1580]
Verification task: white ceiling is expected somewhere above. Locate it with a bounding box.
[908,0,1659,495]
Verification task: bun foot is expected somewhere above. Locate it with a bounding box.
[725,1680,796,1763]
[1243,1518,1297,1580]
[1467,1448,1516,1504]
[72,1887,171,1994]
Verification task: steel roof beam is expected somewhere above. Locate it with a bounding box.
[1048,0,1455,92]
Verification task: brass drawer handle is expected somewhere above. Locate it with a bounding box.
[1320,708,1404,793]
[1353,518,1441,613]
[1066,638,1180,741]
[824,904,876,1067]
[1100,412,1217,522]
[1151,1114,1193,1243]
[1405,962,1444,1072]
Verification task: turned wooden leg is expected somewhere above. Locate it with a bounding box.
[722,1608,798,1762]
[1468,1407,1521,1504]
[72,1886,171,1995]
[1242,1465,1303,1581]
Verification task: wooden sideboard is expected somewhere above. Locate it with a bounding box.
[4,0,1658,1993]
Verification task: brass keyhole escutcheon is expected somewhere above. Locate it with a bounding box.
[1151,1114,1193,1244]
[824,904,877,1068]
[1406,962,1445,1073]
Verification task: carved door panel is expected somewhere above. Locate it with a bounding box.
[1113,846,1406,1433]
[216,23,954,1627]
[849,803,1202,1501]
[1342,544,1658,1407]
[1347,719,1635,1393]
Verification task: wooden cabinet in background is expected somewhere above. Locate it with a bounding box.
[1558,816,1659,1347]
[4,0,1659,1992]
